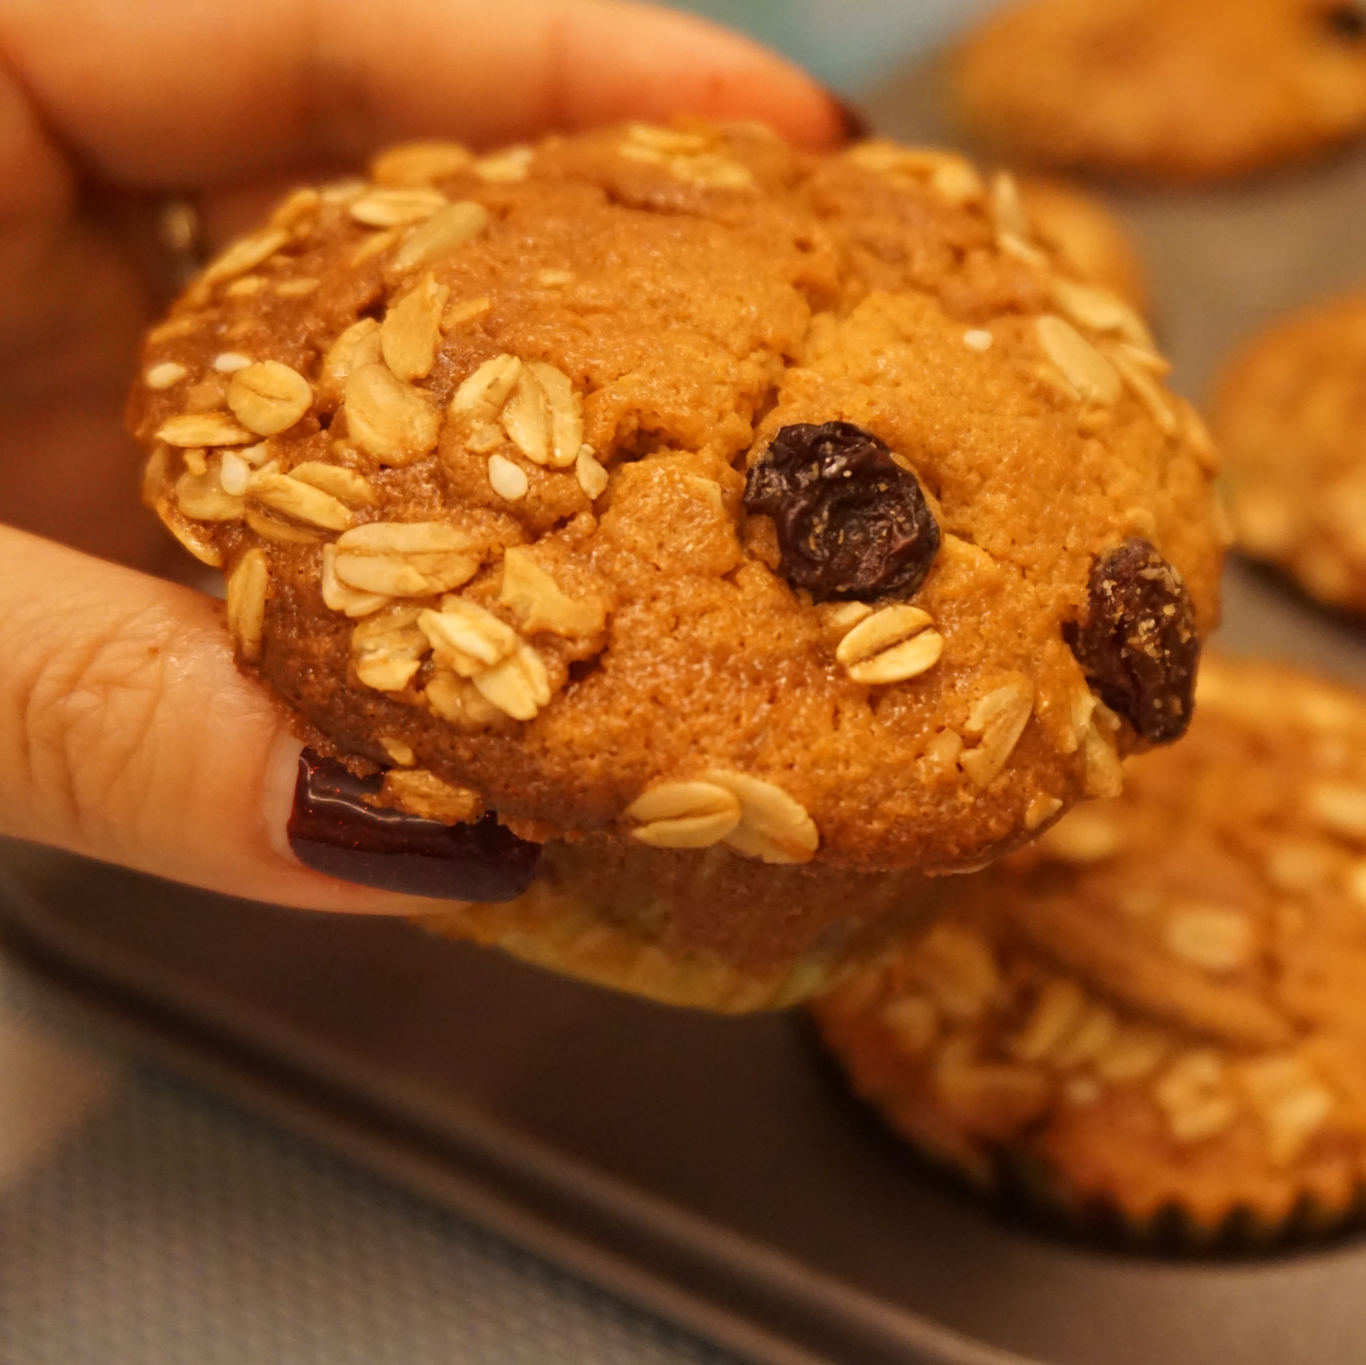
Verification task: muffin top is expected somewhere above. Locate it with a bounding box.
[129,123,1221,874]
[1214,290,1366,612]
[813,656,1366,1234]
[1016,176,1148,311]
[953,0,1366,183]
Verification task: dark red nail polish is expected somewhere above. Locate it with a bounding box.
[287,750,540,902]
[829,94,871,143]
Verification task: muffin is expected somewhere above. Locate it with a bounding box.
[953,0,1366,183]
[1213,291,1366,613]
[1016,176,1148,311]
[814,656,1366,1240]
[128,123,1223,1010]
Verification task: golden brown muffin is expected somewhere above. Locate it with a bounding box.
[128,124,1222,1009]
[814,656,1366,1237]
[954,0,1366,183]
[1214,291,1366,612]
[1017,176,1148,311]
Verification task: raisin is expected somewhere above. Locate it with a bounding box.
[1065,538,1200,744]
[1324,4,1366,40]
[287,750,540,901]
[743,422,940,602]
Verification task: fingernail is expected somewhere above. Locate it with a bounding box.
[828,93,872,143]
[285,749,541,902]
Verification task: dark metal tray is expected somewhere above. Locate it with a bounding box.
[4,738,1366,1365]
[6,49,1366,1365]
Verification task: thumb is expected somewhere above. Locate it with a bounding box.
[0,524,452,914]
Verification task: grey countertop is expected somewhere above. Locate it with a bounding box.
[0,958,742,1365]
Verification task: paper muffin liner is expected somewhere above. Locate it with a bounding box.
[419,837,949,1012]
[996,1148,1366,1254]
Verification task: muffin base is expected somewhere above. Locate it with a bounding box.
[421,838,949,1012]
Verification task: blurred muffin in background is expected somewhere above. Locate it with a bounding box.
[1214,291,1366,613]
[814,656,1366,1245]
[953,0,1366,183]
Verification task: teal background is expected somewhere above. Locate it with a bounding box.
[660,0,999,92]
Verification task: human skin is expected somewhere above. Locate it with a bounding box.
[0,0,848,914]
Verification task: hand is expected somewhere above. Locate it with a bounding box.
[0,0,849,914]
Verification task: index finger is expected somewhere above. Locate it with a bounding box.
[0,0,850,188]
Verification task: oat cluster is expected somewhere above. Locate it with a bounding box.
[814,657,1366,1238]
[129,122,1222,875]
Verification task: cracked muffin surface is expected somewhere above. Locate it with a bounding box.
[813,657,1366,1241]
[128,124,1221,1005]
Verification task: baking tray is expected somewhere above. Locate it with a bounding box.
[7,51,1366,1365]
